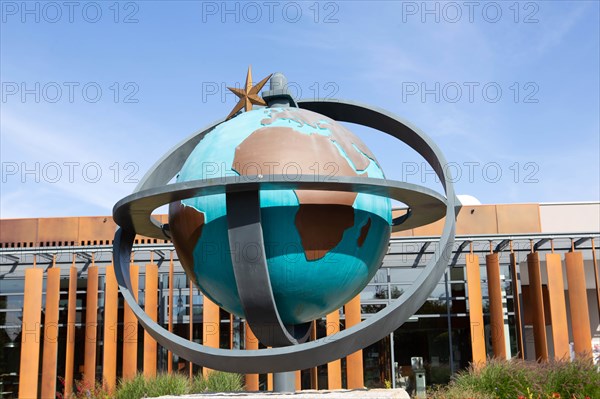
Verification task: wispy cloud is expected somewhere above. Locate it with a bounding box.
[533,3,589,56]
[1,109,139,217]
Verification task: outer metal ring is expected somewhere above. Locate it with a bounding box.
[112,98,460,373]
[114,175,446,347]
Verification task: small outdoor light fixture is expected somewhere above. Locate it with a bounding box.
[411,356,426,398]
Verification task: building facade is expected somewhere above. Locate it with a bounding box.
[0,202,599,398]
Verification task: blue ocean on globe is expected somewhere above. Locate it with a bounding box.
[171,107,391,325]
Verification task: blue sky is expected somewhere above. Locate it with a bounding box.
[1,0,599,218]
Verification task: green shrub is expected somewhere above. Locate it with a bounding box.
[116,374,152,399]
[145,373,191,397]
[451,359,536,398]
[114,371,243,398]
[116,373,191,399]
[428,385,495,399]
[191,371,244,393]
[191,373,209,393]
[429,358,599,399]
[542,358,600,399]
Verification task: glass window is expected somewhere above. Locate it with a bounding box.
[0,327,20,395]
[361,284,389,300]
[393,317,472,391]
[389,285,404,299]
[450,282,466,297]
[370,269,388,284]
[416,299,447,315]
[363,335,391,388]
[0,279,24,294]
[428,284,449,300]
[361,304,385,314]
[449,266,464,281]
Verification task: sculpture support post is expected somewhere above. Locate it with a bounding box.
[274,371,296,392]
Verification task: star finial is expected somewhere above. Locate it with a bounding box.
[226,66,272,120]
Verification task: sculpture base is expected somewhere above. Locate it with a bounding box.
[152,389,410,398]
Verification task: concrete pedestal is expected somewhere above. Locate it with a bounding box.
[153,388,410,398]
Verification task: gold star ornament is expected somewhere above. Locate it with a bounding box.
[226,66,272,120]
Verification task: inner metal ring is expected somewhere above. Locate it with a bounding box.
[113,175,447,239]
[225,189,312,347]
[112,98,460,373]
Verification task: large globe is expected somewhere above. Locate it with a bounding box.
[169,107,391,325]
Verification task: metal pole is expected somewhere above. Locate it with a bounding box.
[390,332,396,389]
[167,251,174,374]
[444,268,455,375]
[509,241,526,359]
[387,270,397,389]
[273,371,296,392]
[591,238,600,319]
[500,274,512,358]
[189,282,194,378]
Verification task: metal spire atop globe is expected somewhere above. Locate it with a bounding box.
[111,68,460,390]
[262,72,298,107]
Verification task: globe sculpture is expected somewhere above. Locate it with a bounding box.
[169,106,391,326]
[111,68,459,389]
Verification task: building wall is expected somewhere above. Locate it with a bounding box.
[1,203,546,247]
[539,202,600,233]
